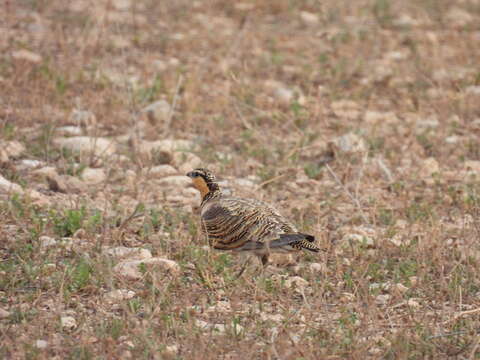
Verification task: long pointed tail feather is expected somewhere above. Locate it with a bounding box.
[281,234,319,252]
[238,233,320,252]
[300,233,315,242]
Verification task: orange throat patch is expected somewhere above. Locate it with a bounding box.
[192,177,210,199]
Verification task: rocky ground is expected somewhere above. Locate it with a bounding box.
[1,0,480,359]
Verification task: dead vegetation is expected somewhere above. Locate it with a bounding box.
[1,0,480,358]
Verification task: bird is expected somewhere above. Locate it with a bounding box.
[186,168,319,274]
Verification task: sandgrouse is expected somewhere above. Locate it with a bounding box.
[186,168,319,269]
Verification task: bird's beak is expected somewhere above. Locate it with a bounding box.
[186,171,194,178]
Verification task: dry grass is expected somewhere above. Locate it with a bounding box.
[1,0,480,358]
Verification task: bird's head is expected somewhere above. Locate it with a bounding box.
[186,168,219,198]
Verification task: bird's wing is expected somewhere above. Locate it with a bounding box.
[201,197,296,250]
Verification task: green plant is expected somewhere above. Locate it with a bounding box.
[53,207,86,237]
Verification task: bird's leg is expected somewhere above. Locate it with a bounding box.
[233,254,252,280]
[261,254,269,267]
[252,254,269,279]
